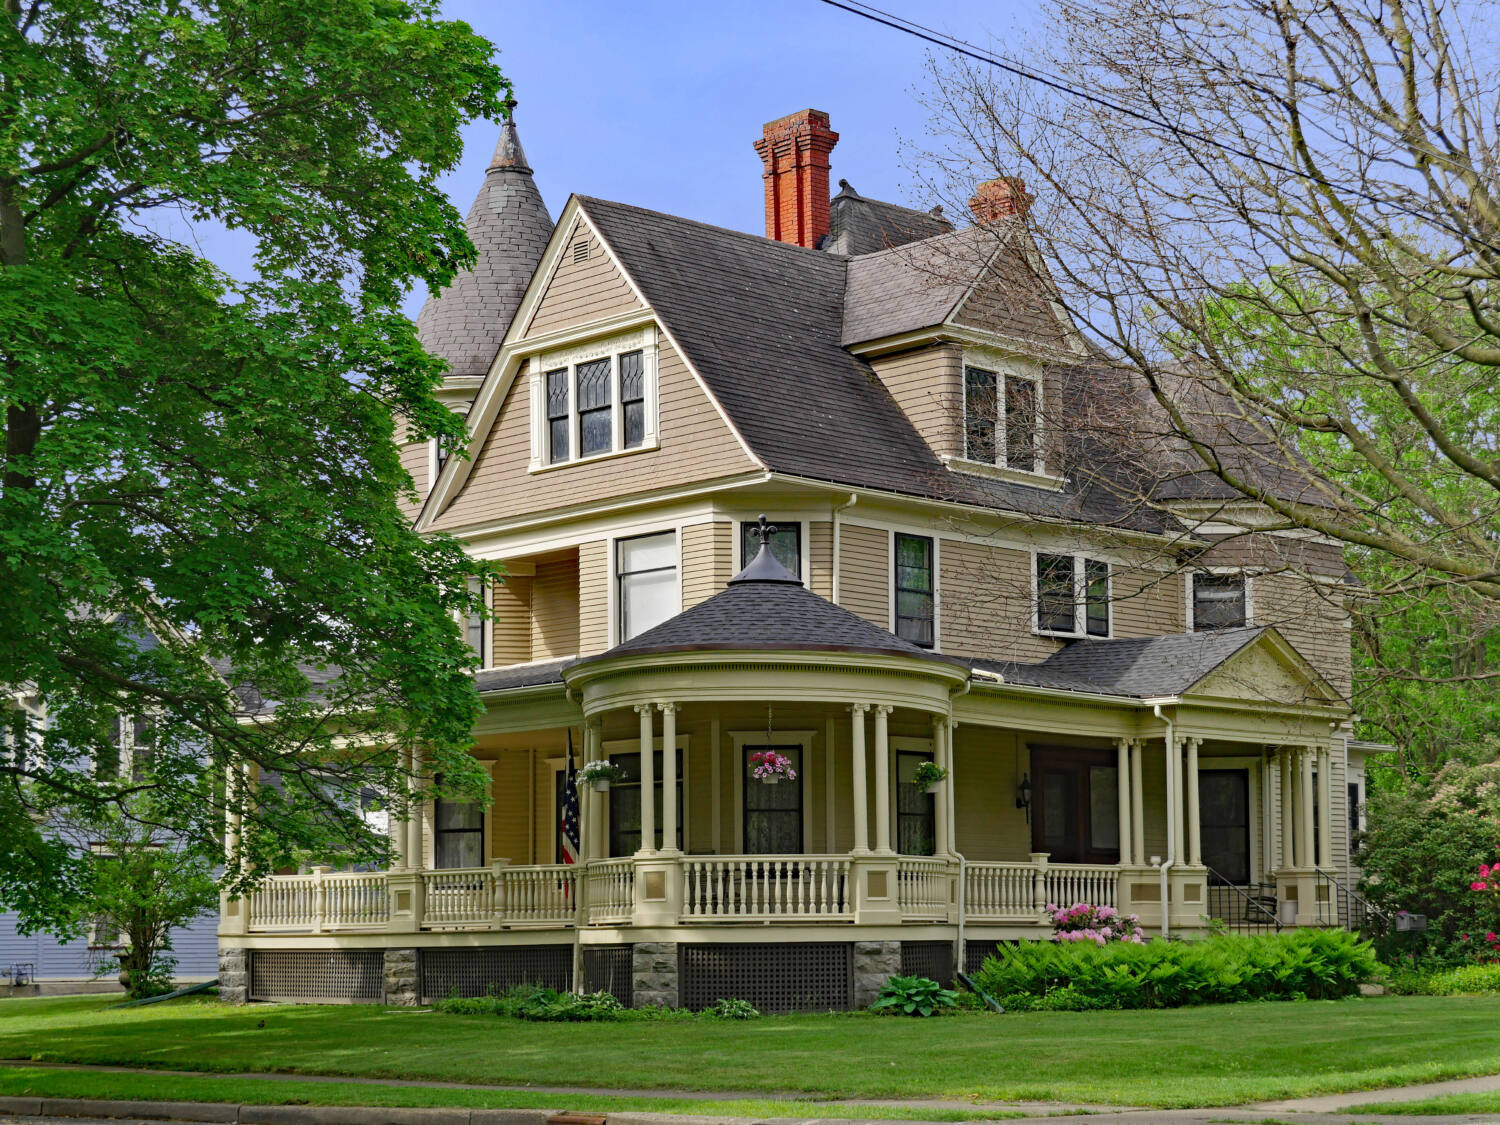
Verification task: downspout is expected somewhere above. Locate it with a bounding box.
[1153,701,1176,939]
[950,680,971,974]
[831,493,858,603]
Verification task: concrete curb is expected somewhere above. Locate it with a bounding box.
[0,1097,559,1125]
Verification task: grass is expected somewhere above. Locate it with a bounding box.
[2,994,1500,1109]
[0,1066,1011,1120]
[1345,1091,1500,1115]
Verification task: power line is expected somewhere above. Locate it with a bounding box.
[815,0,1499,255]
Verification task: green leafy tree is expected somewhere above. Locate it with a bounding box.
[0,0,508,925]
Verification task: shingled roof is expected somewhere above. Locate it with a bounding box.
[822,179,952,256]
[971,627,1269,698]
[576,196,1174,534]
[414,111,553,379]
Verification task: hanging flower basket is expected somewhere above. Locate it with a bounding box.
[911,761,949,794]
[577,759,625,793]
[749,750,797,785]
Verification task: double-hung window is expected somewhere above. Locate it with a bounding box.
[740,519,801,574]
[894,533,935,648]
[617,532,677,641]
[964,363,1042,473]
[1035,553,1111,637]
[434,781,484,869]
[1191,572,1248,630]
[535,335,655,468]
[465,576,489,666]
[742,745,803,854]
[607,750,682,856]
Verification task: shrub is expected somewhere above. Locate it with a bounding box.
[870,975,959,1016]
[1047,902,1145,945]
[971,929,1376,1010]
[436,986,626,1021]
[701,997,760,1019]
[1389,961,1500,996]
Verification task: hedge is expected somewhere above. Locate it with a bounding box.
[972,929,1376,1010]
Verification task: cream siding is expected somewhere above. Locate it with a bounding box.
[681,521,734,609]
[578,540,610,656]
[491,576,533,667]
[522,220,641,337]
[1112,568,1185,638]
[531,557,581,659]
[807,521,834,599]
[940,538,1060,663]
[837,524,888,628]
[869,345,961,460]
[1252,572,1352,698]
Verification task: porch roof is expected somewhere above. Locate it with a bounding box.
[970,626,1274,699]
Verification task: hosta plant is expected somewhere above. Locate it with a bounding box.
[871,975,958,1016]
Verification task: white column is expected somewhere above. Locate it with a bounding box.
[850,704,870,854]
[1186,737,1202,867]
[391,746,412,869]
[224,761,241,866]
[933,716,950,858]
[824,717,838,853]
[1170,731,1184,862]
[1261,754,1275,876]
[407,745,425,870]
[636,705,656,855]
[1317,745,1333,870]
[1278,747,1294,869]
[1130,739,1145,865]
[873,705,893,854]
[1296,750,1308,870]
[585,720,604,860]
[660,703,679,855]
[1116,738,1132,865]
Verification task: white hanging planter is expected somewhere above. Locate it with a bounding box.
[761,775,782,786]
[590,778,612,793]
[923,780,943,795]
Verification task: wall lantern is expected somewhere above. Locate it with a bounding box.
[1015,773,1032,823]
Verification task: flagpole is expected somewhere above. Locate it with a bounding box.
[570,728,586,995]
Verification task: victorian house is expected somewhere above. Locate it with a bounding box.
[218,107,1383,1010]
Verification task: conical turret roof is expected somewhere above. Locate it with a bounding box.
[415,100,553,379]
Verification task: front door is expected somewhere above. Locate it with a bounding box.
[1200,769,1251,884]
[1030,748,1120,864]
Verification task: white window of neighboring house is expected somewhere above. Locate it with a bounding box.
[1035,553,1111,638]
[2,694,44,771]
[97,711,153,779]
[616,532,678,642]
[1191,572,1250,631]
[964,363,1042,473]
[530,328,659,470]
[465,576,490,667]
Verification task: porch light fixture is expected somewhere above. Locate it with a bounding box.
[1015,773,1032,823]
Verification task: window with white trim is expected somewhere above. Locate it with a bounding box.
[894,533,935,648]
[740,520,801,574]
[465,576,489,666]
[531,330,657,469]
[1035,553,1111,637]
[1191,572,1248,630]
[964,363,1041,472]
[616,532,677,641]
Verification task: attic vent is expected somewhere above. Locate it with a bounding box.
[572,239,590,264]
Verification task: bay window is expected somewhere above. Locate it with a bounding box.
[617,532,677,641]
[1035,553,1111,637]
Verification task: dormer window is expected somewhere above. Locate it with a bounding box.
[965,364,1041,473]
[1035,552,1111,638]
[529,328,659,471]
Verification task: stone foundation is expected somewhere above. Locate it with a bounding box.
[852,940,900,1008]
[218,947,248,1005]
[383,948,419,1007]
[632,941,679,1008]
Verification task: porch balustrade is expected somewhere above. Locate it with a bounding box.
[681,855,853,920]
[238,853,1125,935]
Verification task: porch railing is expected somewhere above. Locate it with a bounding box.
[1315,867,1387,934]
[422,865,577,927]
[965,861,1041,921]
[897,857,953,921]
[585,857,636,925]
[681,855,853,920]
[246,870,389,933]
[1045,863,1120,909]
[1205,870,1282,934]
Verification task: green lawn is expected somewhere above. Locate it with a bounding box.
[1346,1091,1500,1116]
[2,994,1500,1109]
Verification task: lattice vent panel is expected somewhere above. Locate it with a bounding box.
[900,941,955,985]
[679,942,851,1012]
[963,939,1010,975]
[420,945,571,1001]
[248,950,384,1004]
[582,945,633,1005]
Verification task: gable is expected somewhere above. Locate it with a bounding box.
[1187,633,1342,707]
[949,236,1071,350]
[520,214,641,338]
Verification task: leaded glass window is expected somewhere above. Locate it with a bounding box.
[895,534,935,648]
[621,350,645,449]
[1005,374,1038,471]
[965,366,997,463]
[577,357,612,456]
[546,368,569,464]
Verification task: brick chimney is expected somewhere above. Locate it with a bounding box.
[754,109,839,249]
[969,176,1033,223]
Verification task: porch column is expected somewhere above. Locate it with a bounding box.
[1278,747,1295,868]
[932,716,950,858]
[1299,746,1316,869]
[1169,731,1184,863]
[224,761,241,866]
[1115,738,1133,865]
[659,703,679,855]
[849,704,870,855]
[1130,739,1145,864]
[407,745,425,869]
[585,719,604,861]
[636,704,656,855]
[392,746,412,869]
[1185,737,1202,867]
[873,705,893,854]
[1317,745,1333,870]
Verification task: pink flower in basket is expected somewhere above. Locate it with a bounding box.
[749,750,797,783]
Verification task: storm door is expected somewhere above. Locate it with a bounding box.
[1200,769,1251,885]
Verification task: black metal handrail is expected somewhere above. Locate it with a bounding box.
[1315,867,1387,933]
[1205,868,1282,934]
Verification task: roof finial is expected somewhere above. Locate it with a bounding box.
[752,513,777,549]
[729,515,801,586]
[501,92,517,122]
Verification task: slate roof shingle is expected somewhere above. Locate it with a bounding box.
[475,658,570,693]
[822,180,953,256]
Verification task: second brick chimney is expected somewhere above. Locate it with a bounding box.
[969,176,1033,223]
[755,109,839,249]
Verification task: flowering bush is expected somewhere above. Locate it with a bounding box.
[1047,901,1145,945]
[576,760,625,788]
[749,750,796,782]
[911,761,949,788]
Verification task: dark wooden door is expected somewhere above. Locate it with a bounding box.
[1200,769,1251,885]
[1030,748,1120,864]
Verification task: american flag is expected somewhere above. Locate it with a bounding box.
[560,732,581,865]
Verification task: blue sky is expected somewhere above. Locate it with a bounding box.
[171,1,1042,315]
